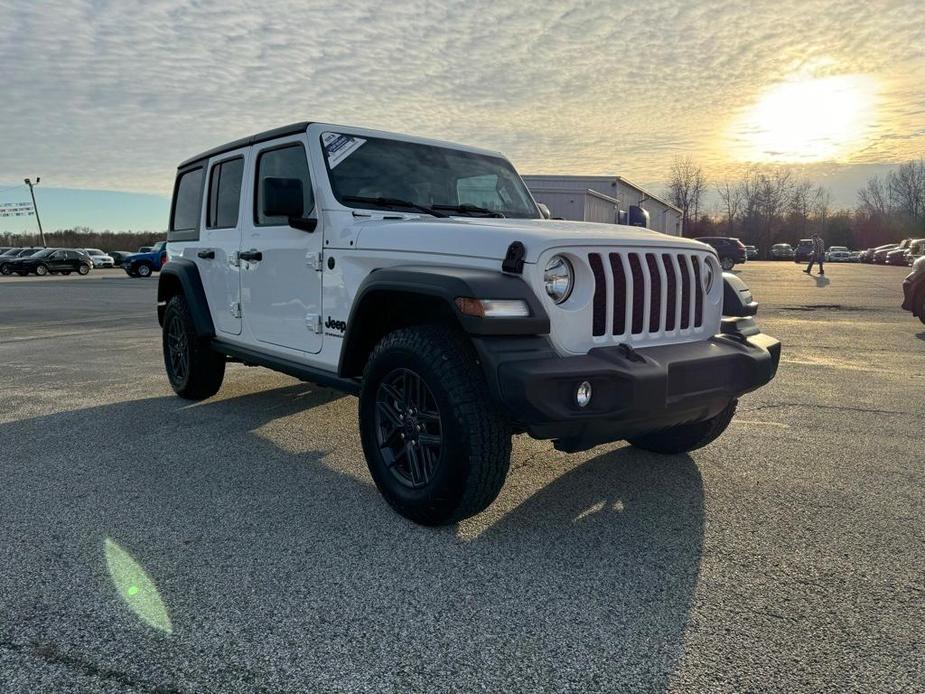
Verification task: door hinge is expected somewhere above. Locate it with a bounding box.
[306,313,322,333]
[307,251,324,271]
[230,302,241,319]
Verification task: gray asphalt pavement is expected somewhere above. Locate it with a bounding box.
[1,263,923,693]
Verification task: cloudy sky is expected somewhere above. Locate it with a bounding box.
[1,0,923,231]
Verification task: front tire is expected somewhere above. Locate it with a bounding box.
[137,263,152,277]
[720,257,735,271]
[78,263,90,275]
[359,325,512,525]
[35,264,49,276]
[162,295,225,400]
[628,400,737,454]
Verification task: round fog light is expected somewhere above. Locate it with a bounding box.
[576,381,592,408]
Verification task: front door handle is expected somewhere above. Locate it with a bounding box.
[197,249,215,259]
[239,249,263,262]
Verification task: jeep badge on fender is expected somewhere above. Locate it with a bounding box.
[156,121,781,526]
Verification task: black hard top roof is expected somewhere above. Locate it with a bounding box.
[178,121,311,169]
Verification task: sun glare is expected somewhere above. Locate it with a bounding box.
[729,74,878,163]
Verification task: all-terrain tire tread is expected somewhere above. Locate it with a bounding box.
[362,325,511,524]
[163,295,225,400]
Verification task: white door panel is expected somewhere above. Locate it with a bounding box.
[241,138,323,354]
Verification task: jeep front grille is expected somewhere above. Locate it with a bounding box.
[588,251,706,338]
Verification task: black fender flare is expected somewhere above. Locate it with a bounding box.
[157,259,215,338]
[338,265,549,377]
[722,272,758,317]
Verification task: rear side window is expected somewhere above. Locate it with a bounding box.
[255,144,314,226]
[207,158,245,229]
[171,168,204,232]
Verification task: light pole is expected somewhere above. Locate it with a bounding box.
[24,177,46,247]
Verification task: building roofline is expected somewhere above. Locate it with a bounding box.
[522,174,682,214]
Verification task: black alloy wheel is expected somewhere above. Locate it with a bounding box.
[374,368,443,489]
[166,313,190,384]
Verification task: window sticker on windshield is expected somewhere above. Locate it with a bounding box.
[322,132,366,169]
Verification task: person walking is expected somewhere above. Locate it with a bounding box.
[804,234,826,275]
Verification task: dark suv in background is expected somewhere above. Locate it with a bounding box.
[694,237,747,270]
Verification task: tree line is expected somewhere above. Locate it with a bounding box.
[0,226,165,252]
[667,157,925,257]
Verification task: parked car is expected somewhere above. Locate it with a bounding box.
[694,236,747,270]
[886,247,911,265]
[123,241,168,277]
[874,243,902,264]
[794,239,814,263]
[769,243,794,260]
[7,248,92,276]
[110,250,133,267]
[156,121,780,525]
[827,251,854,263]
[902,256,925,324]
[0,247,43,274]
[848,251,862,262]
[744,244,758,260]
[826,246,849,260]
[83,248,115,268]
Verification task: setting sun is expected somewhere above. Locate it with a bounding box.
[729,74,879,163]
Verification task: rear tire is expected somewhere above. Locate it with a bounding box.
[137,263,152,277]
[359,325,512,525]
[720,257,735,271]
[162,295,225,400]
[628,400,737,454]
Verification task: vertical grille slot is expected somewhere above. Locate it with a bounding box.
[691,256,704,327]
[645,253,662,333]
[677,254,691,329]
[608,253,627,335]
[628,253,645,334]
[589,253,606,337]
[662,253,677,331]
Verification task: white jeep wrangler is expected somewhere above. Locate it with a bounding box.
[158,122,780,525]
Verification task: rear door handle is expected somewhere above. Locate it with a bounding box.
[239,249,263,262]
[197,249,215,259]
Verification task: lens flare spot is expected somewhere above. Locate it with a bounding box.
[104,538,173,635]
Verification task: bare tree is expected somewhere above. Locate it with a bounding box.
[857,175,889,218]
[667,156,706,235]
[716,180,742,234]
[887,160,925,224]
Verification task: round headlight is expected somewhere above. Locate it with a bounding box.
[702,258,715,293]
[544,255,574,304]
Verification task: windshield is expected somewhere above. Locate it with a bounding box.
[323,133,540,219]
[32,248,55,258]
[87,249,103,255]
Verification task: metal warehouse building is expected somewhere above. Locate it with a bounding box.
[522,175,683,236]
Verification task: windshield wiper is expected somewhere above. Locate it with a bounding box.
[342,196,448,218]
[431,203,505,218]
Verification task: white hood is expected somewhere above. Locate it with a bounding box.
[352,217,710,263]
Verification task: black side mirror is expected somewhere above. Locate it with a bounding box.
[262,177,317,232]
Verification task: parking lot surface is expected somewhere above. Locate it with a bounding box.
[1,262,923,693]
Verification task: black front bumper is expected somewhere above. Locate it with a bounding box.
[473,318,780,452]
